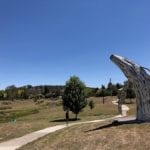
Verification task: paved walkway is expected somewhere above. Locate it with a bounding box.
[112,100,136,122]
[112,100,129,116]
[0,101,129,150]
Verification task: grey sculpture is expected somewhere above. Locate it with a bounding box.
[110,54,150,121]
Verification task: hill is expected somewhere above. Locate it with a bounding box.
[0,85,97,100]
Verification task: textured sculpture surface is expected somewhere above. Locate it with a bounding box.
[118,85,127,115]
[110,54,150,121]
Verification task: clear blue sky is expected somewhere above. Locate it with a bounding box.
[0,0,150,89]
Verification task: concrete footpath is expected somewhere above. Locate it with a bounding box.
[0,101,129,150]
[112,100,130,116]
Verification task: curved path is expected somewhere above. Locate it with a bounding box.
[112,100,129,116]
[0,101,129,150]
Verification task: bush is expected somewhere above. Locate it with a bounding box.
[88,100,94,110]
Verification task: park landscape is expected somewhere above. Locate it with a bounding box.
[0,55,150,150]
[0,93,136,150]
[1,0,150,149]
[0,75,147,150]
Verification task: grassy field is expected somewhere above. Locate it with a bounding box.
[0,96,119,142]
[19,120,150,150]
[18,98,138,150]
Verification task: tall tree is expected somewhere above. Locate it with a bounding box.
[62,76,87,120]
[101,85,105,104]
[107,78,113,96]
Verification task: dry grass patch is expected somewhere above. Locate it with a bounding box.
[0,97,118,142]
[19,121,150,150]
[0,100,64,142]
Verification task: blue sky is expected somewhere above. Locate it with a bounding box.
[0,0,150,89]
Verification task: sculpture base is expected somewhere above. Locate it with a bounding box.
[136,115,150,122]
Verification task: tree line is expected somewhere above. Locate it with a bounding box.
[0,85,64,100]
[0,84,96,101]
[85,81,135,100]
[0,80,135,101]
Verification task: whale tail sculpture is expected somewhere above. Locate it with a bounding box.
[110,54,150,121]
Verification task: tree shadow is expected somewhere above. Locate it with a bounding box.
[50,118,80,122]
[85,119,145,132]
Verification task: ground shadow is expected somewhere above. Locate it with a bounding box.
[50,118,80,122]
[85,119,145,132]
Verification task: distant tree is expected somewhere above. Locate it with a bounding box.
[126,82,136,103]
[101,85,105,90]
[107,81,112,90]
[17,89,24,99]
[53,90,61,98]
[93,88,99,96]
[25,85,32,89]
[5,85,17,101]
[96,89,101,97]
[116,83,123,89]
[96,85,109,98]
[42,86,49,95]
[107,79,113,96]
[62,76,87,120]
[85,87,97,97]
[0,90,4,100]
[111,85,118,96]
[101,85,106,104]
[5,85,16,90]
[88,100,95,110]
